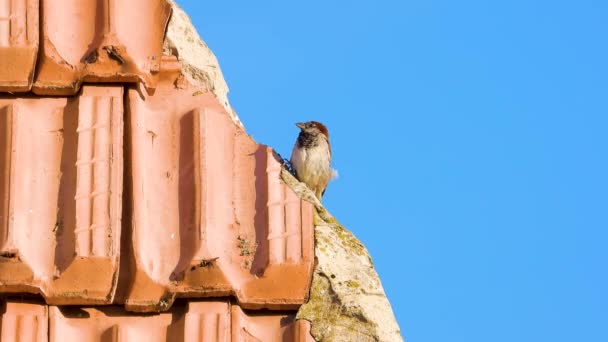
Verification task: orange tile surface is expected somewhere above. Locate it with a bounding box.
[0,85,124,305]
[121,84,314,312]
[232,305,315,342]
[0,299,313,341]
[1,84,314,310]
[0,0,39,92]
[32,0,171,95]
[0,0,316,337]
[0,301,48,342]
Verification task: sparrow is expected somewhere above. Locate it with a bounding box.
[290,121,335,201]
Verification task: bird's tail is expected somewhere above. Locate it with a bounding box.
[331,168,339,180]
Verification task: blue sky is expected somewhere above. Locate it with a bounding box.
[176,1,608,341]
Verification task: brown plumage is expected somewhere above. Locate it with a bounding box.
[290,121,335,201]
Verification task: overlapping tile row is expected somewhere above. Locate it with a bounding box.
[121,84,314,312]
[0,0,39,92]
[0,299,314,341]
[0,0,317,338]
[0,0,174,94]
[0,83,314,310]
[0,85,124,304]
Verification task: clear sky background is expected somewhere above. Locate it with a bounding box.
[177,1,607,341]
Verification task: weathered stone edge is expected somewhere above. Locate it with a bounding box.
[164,0,243,127]
[280,169,404,342]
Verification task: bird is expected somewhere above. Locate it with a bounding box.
[290,121,335,201]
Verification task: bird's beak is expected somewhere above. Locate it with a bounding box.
[296,122,306,129]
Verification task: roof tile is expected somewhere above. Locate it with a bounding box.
[32,0,171,95]
[0,85,124,304]
[0,0,38,92]
[0,299,313,341]
[232,305,315,342]
[0,0,319,333]
[120,84,314,311]
[1,84,314,310]
[0,300,48,342]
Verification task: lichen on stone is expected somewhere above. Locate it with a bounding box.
[280,169,404,342]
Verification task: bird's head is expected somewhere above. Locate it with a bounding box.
[296,121,329,138]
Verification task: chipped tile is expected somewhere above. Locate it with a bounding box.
[120,85,314,312]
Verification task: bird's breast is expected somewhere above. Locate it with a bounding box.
[290,140,332,185]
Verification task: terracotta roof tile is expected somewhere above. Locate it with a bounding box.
[0,0,323,337]
[120,84,314,312]
[0,85,123,304]
[0,300,48,342]
[232,305,315,342]
[0,299,313,341]
[32,0,171,95]
[0,0,38,92]
[1,84,314,310]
